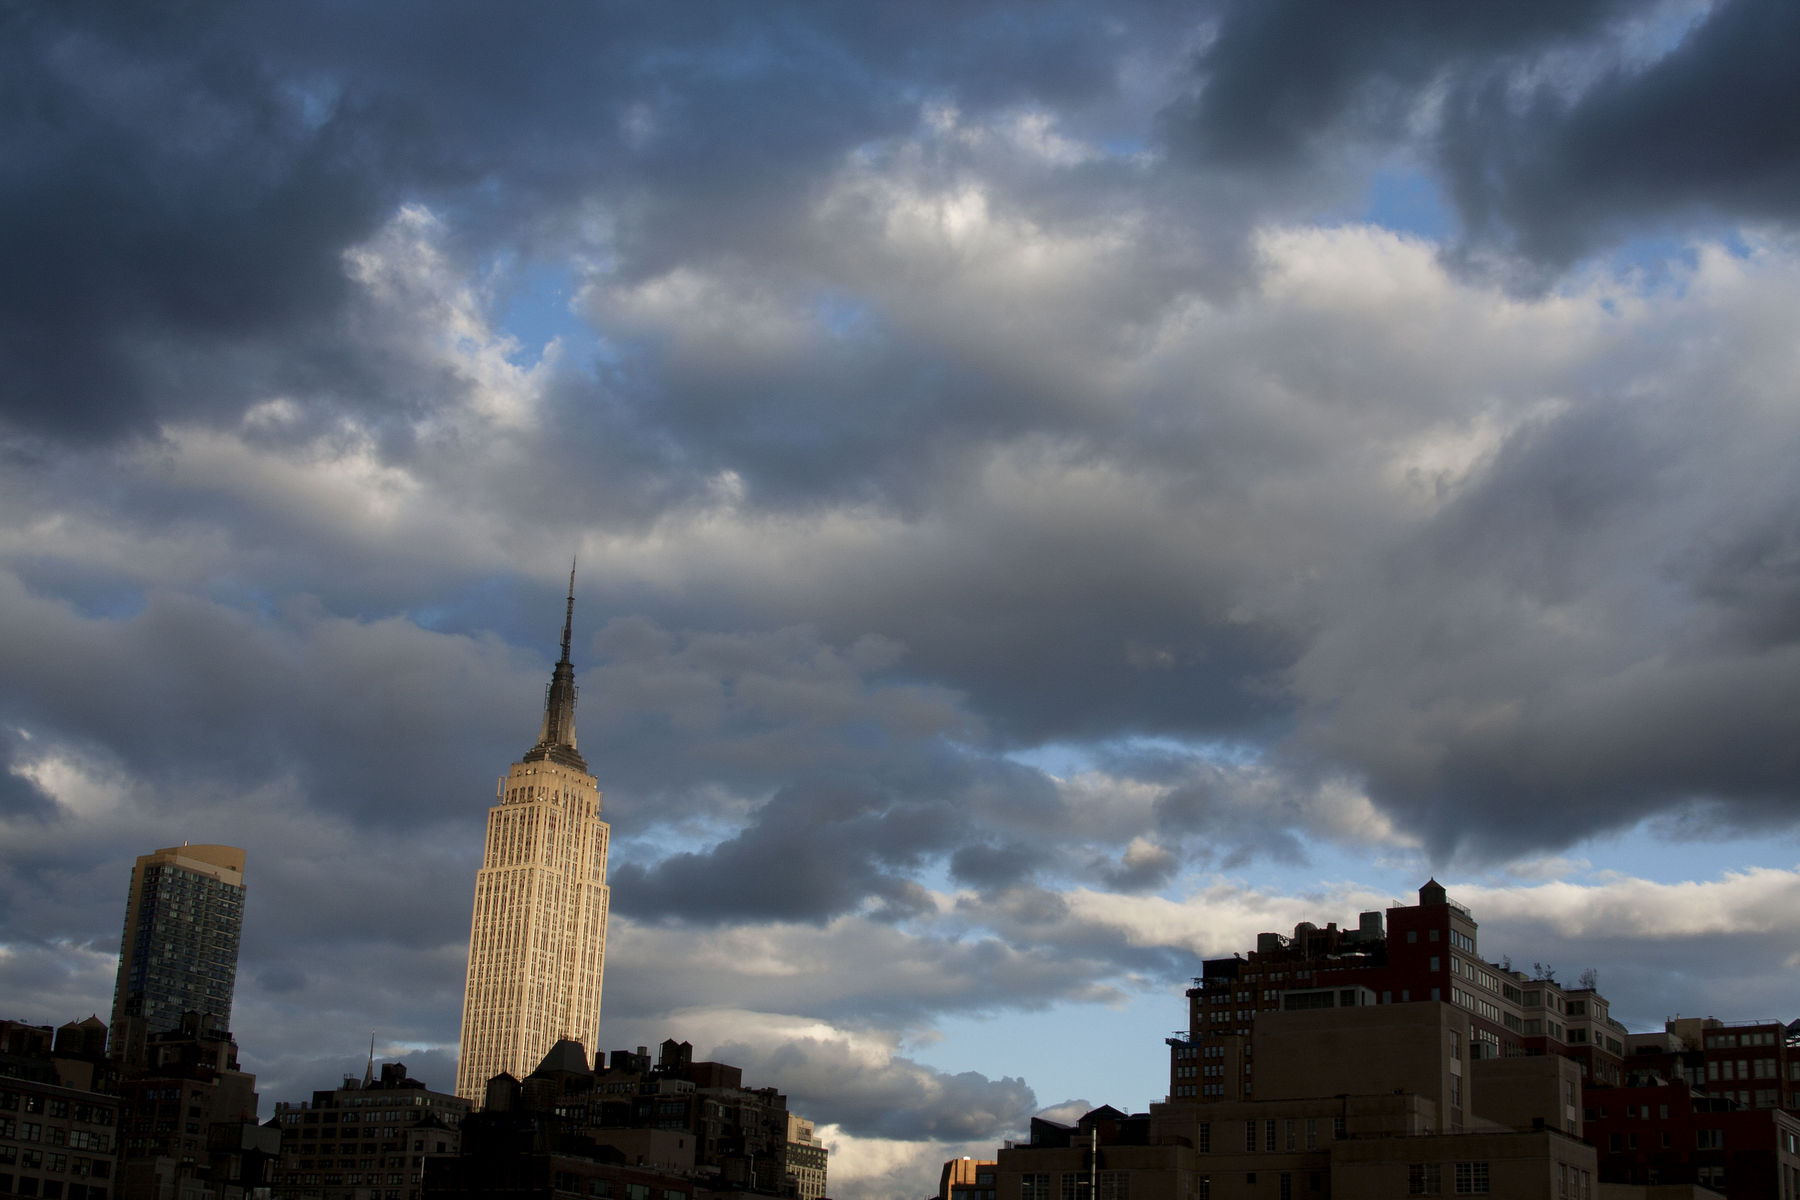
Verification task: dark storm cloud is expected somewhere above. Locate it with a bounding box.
[949,840,1038,891]
[1288,375,1800,860]
[0,3,403,440]
[0,575,539,828]
[1166,0,1800,270]
[1440,0,1800,266]
[611,757,1061,924]
[0,0,1171,447]
[1163,0,1630,170]
[0,728,56,820]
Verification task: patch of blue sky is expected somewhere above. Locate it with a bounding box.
[201,576,287,625]
[1594,226,1760,300]
[1206,839,1429,910]
[813,293,875,340]
[1358,165,1454,242]
[404,571,546,644]
[499,262,600,368]
[52,580,148,623]
[906,989,1182,1117]
[1552,816,1800,888]
[1007,733,1264,780]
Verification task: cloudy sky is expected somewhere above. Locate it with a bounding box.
[4,0,1800,1193]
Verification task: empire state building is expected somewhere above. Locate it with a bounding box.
[455,569,610,1103]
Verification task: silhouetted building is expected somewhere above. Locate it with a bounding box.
[117,1011,269,1199]
[428,1038,792,1198]
[109,844,246,1067]
[456,569,611,1105]
[0,1018,122,1200]
[270,1059,468,1200]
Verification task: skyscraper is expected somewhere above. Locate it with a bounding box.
[109,842,247,1064]
[455,568,611,1103]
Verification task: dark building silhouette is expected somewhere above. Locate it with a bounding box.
[426,1038,799,1198]
[270,1058,469,1200]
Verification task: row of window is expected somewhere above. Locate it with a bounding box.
[1709,1057,1782,1080]
[0,1096,113,1125]
[1017,1171,1132,1199]
[0,1177,110,1199]
[1407,1161,1490,1194]
[0,1150,111,1178]
[1215,1117,1340,1152]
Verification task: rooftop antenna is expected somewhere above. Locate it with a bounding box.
[559,556,576,665]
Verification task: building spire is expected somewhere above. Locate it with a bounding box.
[560,557,576,665]
[525,559,587,771]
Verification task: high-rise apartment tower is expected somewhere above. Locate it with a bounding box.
[109,842,247,1064]
[455,568,611,1103]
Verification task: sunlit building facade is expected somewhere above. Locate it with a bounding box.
[455,572,611,1104]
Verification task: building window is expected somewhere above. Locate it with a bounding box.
[1020,1173,1049,1199]
[1197,1123,1210,1153]
[1245,1122,1257,1152]
[1095,1171,1130,1200]
[1279,1173,1292,1200]
[1409,1163,1442,1195]
[1454,1162,1489,1194]
[1264,1120,1276,1151]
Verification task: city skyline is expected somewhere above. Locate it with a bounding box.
[4,3,1800,1197]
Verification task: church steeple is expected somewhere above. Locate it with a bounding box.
[524,560,587,771]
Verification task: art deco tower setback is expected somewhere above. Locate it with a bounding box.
[455,569,611,1104]
[109,843,247,1064]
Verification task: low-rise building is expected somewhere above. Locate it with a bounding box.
[271,1060,468,1200]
